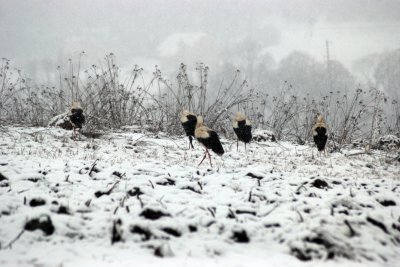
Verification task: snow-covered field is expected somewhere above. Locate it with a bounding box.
[0,127,399,267]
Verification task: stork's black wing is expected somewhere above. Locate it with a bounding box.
[70,109,85,128]
[181,114,197,137]
[197,130,224,155]
[313,127,328,151]
[234,121,252,143]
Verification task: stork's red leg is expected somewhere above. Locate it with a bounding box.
[198,150,208,166]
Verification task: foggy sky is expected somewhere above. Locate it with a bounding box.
[1,0,399,80]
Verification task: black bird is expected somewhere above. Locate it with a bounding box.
[312,114,328,154]
[180,110,197,149]
[233,112,252,151]
[194,116,224,167]
[69,102,85,140]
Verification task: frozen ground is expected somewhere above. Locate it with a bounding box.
[0,126,399,267]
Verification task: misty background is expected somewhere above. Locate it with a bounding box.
[1,0,400,105]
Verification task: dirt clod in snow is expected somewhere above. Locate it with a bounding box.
[26,177,41,183]
[57,205,71,215]
[0,172,9,187]
[188,225,198,232]
[231,229,250,243]
[112,171,123,178]
[111,219,123,244]
[24,215,55,236]
[161,227,181,237]
[140,208,170,220]
[290,247,312,261]
[376,199,396,207]
[130,225,152,241]
[367,216,389,234]
[0,172,8,181]
[127,187,144,197]
[291,231,355,261]
[311,179,329,189]
[29,198,46,207]
[154,243,174,257]
[156,178,176,186]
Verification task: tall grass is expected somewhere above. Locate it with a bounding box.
[1,55,399,150]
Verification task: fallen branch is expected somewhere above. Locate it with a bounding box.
[88,159,99,177]
[345,151,372,157]
[94,180,120,198]
[137,195,144,208]
[197,181,203,191]
[296,181,308,192]
[295,209,304,223]
[248,189,253,202]
[344,219,357,237]
[2,229,25,250]
[113,206,119,215]
[259,203,280,217]
[148,179,154,189]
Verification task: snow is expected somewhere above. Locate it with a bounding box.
[47,111,70,127]
[0,126,399,267]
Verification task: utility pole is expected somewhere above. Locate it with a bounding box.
[326,40,332,92]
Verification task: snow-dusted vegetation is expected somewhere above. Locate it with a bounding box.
[0,126,399,266]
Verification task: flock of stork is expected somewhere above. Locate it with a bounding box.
[68,103,328,167]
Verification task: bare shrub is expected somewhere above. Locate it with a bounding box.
[1,54,152,132]
[253,83,399,151]
[145,63,257,136]
[56,53,150,132]
[1,54,399,151]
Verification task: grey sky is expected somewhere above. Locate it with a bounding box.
[1,0,399,78]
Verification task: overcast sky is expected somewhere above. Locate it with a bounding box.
[1,0,399,79]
